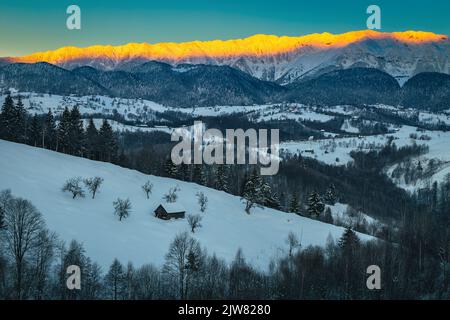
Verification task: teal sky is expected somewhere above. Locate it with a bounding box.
[1,0,449,57]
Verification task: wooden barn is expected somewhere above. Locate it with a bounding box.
[154,203,186,220]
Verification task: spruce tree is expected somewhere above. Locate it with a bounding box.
[28,115,42,147]
[242,169,265,214]
[307,191,325,217]
[0,205,4,230]
[164,158,178,178]
[57,107,72,153]
[0,95,15,140]
[192,164,206,185]
[325,184,337,205]
[215,165,229,192]
[43,109,57,150]
[322,207,334,224]
[265,191,281,209]
[99,119,118,162]
[289,194,301,214]
[85,118,99,160]
[105,259,126,300]
[69,106,85,156]
[178,163,190,181]
[338,227,360,253]
[13,96,27,143]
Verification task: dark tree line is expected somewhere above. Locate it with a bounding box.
[1,190,449,300]
[0,95,118,162]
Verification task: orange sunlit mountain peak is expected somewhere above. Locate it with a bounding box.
[6,30,448,65]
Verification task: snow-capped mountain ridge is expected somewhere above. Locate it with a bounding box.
[2,30,449,84]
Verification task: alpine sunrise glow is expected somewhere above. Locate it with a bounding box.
[4,30,447,65]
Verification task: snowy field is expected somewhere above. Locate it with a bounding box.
[0,140,373,271]
[280,124,450,192]
[80,119,172,134]
[281,125,450,166]
[0,92,336,124]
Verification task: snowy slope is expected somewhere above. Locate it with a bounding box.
[0,140,372,270]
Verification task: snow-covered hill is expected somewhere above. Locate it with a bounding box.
[0,140,372,270]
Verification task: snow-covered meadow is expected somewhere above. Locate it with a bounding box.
[0,139,373,271]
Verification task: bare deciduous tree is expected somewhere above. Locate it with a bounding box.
[113,198,132,221]
[62,177,85,199]
[142,181,153,199]
[286,232,300,257]
[196,192,208,213]
[187,214,203,233]
[84,177,104,199]
[164,186,180,203]
[32,229,57,299]
[133,264,161,299]
[163,232,203,299]
[2,192,45,299]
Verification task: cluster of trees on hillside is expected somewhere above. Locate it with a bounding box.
[1,94,431,239]
[1,189,450,300]
[3,95,450,299]
[0,95,118,162]
[1,95,422,225]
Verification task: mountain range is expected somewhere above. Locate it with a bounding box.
[1,30,449,110]
[1,30,449,85]
[1,61,449,110]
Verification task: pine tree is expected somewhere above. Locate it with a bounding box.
[265,191,281,209]
[338,227,360,253]
[178,162,190,181]
[57,107,72,153]
[0,204,4,230]
[63,240,87,300]
[289,194,301,214]
[43,109,57,150]
[0,95,15,140]
[215,165,229,192]
[13,96,27,143]
[242,169,265,214]
[69,106,85,156]
[99,119,118,162]
[85,118,99,160]
[307,191,325,217]
[324,184,337,205]
[105,259,126,300]
[28,115,42,147]
[192,164,206,185]
[164,158,178,178]
[322,207,334,224]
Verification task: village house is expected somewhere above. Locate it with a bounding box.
[154,203,186,220]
